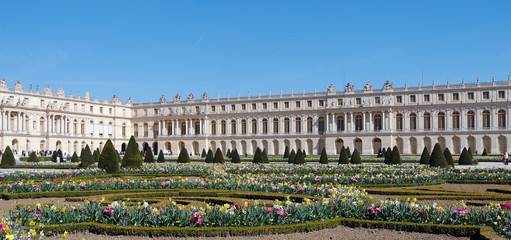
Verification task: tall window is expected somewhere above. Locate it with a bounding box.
[221,120,226,135]
[81,121,85,134]
[318,117,325,132]
[295,117,301,133]
[438,112,445,130]
[284,118,290,133]
[181,121,186,135]
[410,113,416,130]
[337,115,344,131]
[251,119,257,134]
[143,123,148,137]
[167,122,173,135]
[424,113,431,130]
[241,119,247,134]
[231,120,236,135]
[482,110,491,129]
[211,121,217,135]
[122,124,126,137]
[396,113,403,130]
[194,121,200,135]
[355,114,363,131]
[307,117,313,133]
[153,123,159,137]
[273,118,279,133]
[452,112,460,129]
[374,114,382,130]
[467,111,475,129]
[133,124,138,137]
[262,119,268,134]
[498,109,506,128]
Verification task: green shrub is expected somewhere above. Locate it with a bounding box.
[430,143,447,168]
[263,149,269,163]
[231,149,241,163]
[443,148,454,167]
[482,148,488,156]
[459,147,472,165]
[98,140,119,174]
[71,152,80,163]
[93,149,99,163]
[288,149,296,164]
[419,147,430,165]
[121,136,143,169]
[350,149,361,164]
[205,149,214,163]
[213,148,224,164]
[283,146,289,158]
[201,149,207,158]
[319,148,328,164]
[346,147,351,158]
[338,146,349,164]
[294,149,305,165]
[377,148,381,157]
[381,148,386,157]
[390,146,402,165]
[79,145,94,168]
[468,147,473,159]
[384,147,392,164]
[144,147,155,163]
[226,149,231,158]
[27,152,39,163]
[177,148,191,163]
[157,150,165,163]
[252,147,263,164]
[302,149,307,159]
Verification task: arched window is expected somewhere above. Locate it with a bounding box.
[251,119,257,134]
[273,118,279,133]
[467,111,475,129]
[153,122,159,137]
[318,117,325,132]
[194,120,200,135]
[410,113,417,130]
[231,120,236,135]
[221,120,226,135]
[438,112,445,130]
[211,121,217,135]
[424,112,431,130]
[133,124,138,137]
[81,120,85,134]
[295,117,301,133]
[396,113,403,130]
[307,117,313,133]
[122,124,126,137]
[499,110,506,128]
[337,115,344,132]
[483,110,491,129]
[167,121,173,135]
[143,123,148,137]
[355,114,363,131]
[452,111,460,129]
[73,120,78,134]
[284,118,290,133]
[374,114,382,130]
[241,119,247,134]
[181,121,186,135]
[262,119,268,134]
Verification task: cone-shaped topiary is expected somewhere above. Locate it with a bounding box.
[177,148,191,163]
[144,147,155,163]
[459,147,473,165]
[157,150,165,163]
[71,152,80,163]
[346,147,351,159]
[98,140,119,173]
[430,143,447,168]
[338,146,350,164]
[231,149,241,163]
[79,145,94,168]
[288,149,296,164]
[319,148,329,164]
[27,151,39,163]
[121,136,143,169]
[205,149,214,163]
[468,147,473,159]
[390,146,402,165]
[294,149,305,165]
[140,151,144,158]
[0,146,15,167]
[350,149,362,164]
[262,149,269,163]
[419,146,430,165]
[302,149,307,159]
[213,148,224,164]
[57,149,63,159]
[283,146,289,158]
[201,149,207,158]
[51,151,58,161]
[226,149,231,158]
[482,148,488,156]
[384,147,392,164]
[93,149,99,163]
[252,147,263,164]
[443,148,454,167]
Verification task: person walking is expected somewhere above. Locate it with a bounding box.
[504,152,509,165]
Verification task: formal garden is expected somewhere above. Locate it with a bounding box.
[0,136,510,239]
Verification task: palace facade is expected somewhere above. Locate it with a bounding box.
[0,77,510,156]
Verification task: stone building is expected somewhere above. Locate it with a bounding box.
[0,77,510,156]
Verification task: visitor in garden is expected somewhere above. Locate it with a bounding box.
[504,152,509,165]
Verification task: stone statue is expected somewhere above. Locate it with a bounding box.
[187,93,194,101]
[382,80,393,90]
[327,84,336,94]
[202,92,209,100]
[173,94,181,103]
[14,81,23,91]
[57,87,65,96]
[363,82,373,91]
[125,97,133,105]
[0,79,7,89]
[344,83,354,93]
[44,86,52,95]
[159,95,167,104]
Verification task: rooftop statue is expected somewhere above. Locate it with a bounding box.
[344,83,354,92]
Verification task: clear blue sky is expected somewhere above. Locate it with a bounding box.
[1,1,510,102]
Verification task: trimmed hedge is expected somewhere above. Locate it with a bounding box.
[27,152,39,163]
[121,136,143,169]
[0,146,15,167]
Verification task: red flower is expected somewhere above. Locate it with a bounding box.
[419,211,424,214]
[190,217,196,222]
[480,219,484,222]
[362,210,365,213]
[334,207,338,212]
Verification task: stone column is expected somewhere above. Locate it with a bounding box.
[382,111,386,130]
[418,111,424,131]
[492,108,497,130]
[350,113,354,131]
[200,118,203,135]
[326,114,330,133]
[460,109,464,130]
[47,114,50,133]
[313,116,318,133]
[16,112,20,132]
[369,112,373,131]
[389,110,393,132]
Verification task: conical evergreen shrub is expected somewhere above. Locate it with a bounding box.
[294,149,305,165]
[252,147,263,164]
[262,149,269,163]
[482,148,488,156]
[157,150,165,163]
[430,143,447,168]
[231,149,241,163]
[384,147,392,164]
[201,149,207,158]
[346,147,351,158]
[468,147,473,159]
[390,146,402,165]
[27,152,39,163]
[71,152,80,163]
[177,148,191,163]
[288,149,296,164]
[0,146,15,167]
[319,148,328,164]
[226,149,231,158]
[98,140,119,173]
[143,147,155,163]
[338,146,349,164]
[381,148,386,157]
[121,136,143,169]
[213,148,224,164]
[205,149,214,163]
[419,146,430,165]
[302,149,307,159]
[57,149,63,159]
[459,147,472,165]
[79,145,94,168]
[350,149,362,164]
[443,148,454,167]
[283,146,289,158]
[92,149,99,163]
